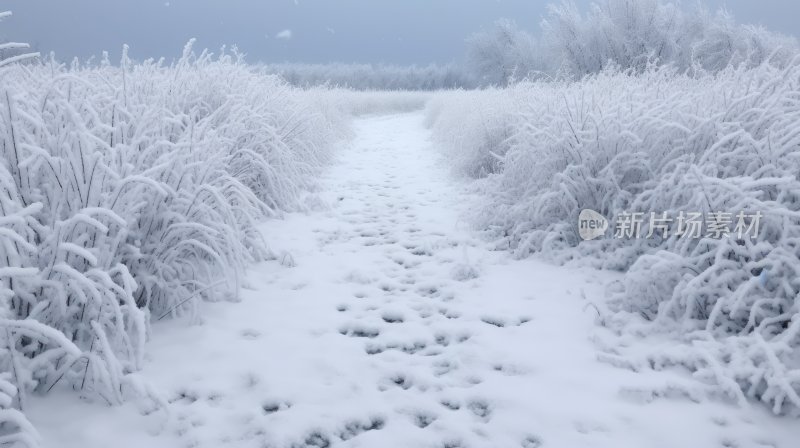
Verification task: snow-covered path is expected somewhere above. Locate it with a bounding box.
[34,112,797,448]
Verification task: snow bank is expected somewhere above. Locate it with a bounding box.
[0,40,344,440]
[427,59,800,415]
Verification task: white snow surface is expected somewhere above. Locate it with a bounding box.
[29,112,798,448]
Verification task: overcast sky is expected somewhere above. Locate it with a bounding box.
[1,0,798,65]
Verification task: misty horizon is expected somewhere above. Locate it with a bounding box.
[2,0,799,65]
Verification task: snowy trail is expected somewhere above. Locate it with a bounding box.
[35,112,797,448]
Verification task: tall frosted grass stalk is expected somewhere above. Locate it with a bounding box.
[0,32,341,443]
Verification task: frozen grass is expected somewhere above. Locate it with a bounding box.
[424,88,518,178]
[0,40,344,444]
[427,59,800,416]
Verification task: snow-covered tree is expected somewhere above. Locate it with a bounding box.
[466,19,549,86]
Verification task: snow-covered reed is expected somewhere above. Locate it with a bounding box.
[1,11,43,446]
[424,88,519,178]
[427,59,800,415]
[0,39,343,440]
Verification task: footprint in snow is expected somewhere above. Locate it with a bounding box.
[410,247,433,257]
[337,416,386,441]
[417,285,441,298]
[381,310,405,323]
[521,435,544,447]
[434,333,450,346]
[466,398,493,420]
[412,411,437,429]
[299,430,332,448]
[440,399,461,411]
[261,400,292,415]
[480,315,531,328]
[441,438,467,448]
[338,323,380,338]
[480,316,507,328]
[438,308,461,319]
[240,329,262,340]
[432,359,458,376]
[378,373,414,391]
[373,340,428,355]
[169,389,199,404]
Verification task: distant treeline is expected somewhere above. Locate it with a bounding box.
[260,62,475,91]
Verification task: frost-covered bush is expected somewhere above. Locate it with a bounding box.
[425,88,519,178]
[465,0,798,83]
[0,35,342,438]
[466,19,551,86]
[428,59,800,414]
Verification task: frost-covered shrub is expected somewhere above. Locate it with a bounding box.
[425,88,518,178]
[466,0,798,83]
[428,59,800,414]
[466,19,550,86]
[0,35,343,438]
